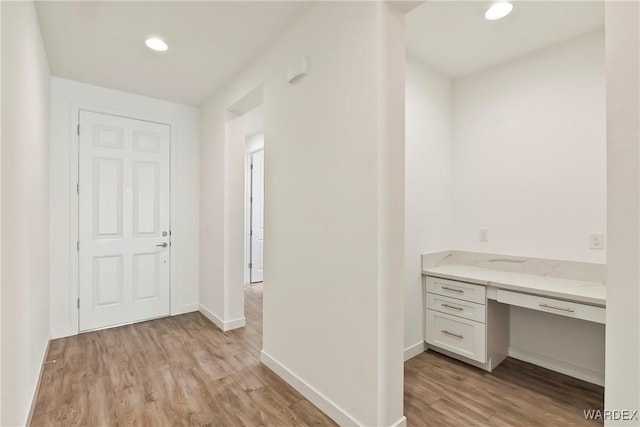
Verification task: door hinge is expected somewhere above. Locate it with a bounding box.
[250,163,254,170]
[76,182,80,194]
[77,298,80,309]
[77,124,80,135]
[77,241,79,251]
[249,230,253,236]
[248,263,252,269]
[250,196,253,203]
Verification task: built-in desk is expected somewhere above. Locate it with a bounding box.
[422,264,606,373]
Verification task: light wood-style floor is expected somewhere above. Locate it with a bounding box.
[32,283,603,426]
[31,283,336,426]
[405,351,604,426]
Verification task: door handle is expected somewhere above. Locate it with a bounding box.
[156,242,168,248]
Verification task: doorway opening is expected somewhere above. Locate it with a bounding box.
[244,105,265,284]
[248,148,264,283]
[227,94,264,351]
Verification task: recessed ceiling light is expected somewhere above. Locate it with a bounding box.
[485,2,513,21]
[145,37,168,52]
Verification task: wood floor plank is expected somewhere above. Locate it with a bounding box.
[404,350,604,427]
[290,400,340,427]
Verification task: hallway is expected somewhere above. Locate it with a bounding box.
[31,284,336,426]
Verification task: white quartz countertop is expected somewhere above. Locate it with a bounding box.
[423,264,606,307]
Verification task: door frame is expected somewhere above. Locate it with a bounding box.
[69,104,173,335]
[245,147,264,284]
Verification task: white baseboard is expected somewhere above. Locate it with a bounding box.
[225,316,246,330]
[404,341,427,362]
[508,346,605,386]
[198,305,246,331]
[51,328,76,340]
[52,306,200,340]
[261,350,407,426]
[26,338,51,426]
[199,304,225,330]
[260,350,362,426]
[172,303,199,316]
[51,304,200,340]
[390,416,408,427]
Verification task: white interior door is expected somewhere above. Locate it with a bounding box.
[78,111,171,331]
[250,150,264,283]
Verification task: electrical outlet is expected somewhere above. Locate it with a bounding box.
[479,229,489,243]
[589,232,604,250]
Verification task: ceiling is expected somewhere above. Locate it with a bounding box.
[406,1,604,78]
[35,1,314,106]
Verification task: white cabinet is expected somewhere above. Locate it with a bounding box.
[423,267,606,380]
[425,276,488,364]
[425,309,486,363]
[425,276,486,304]
[497,289,605,324]
[424,275,509,371]
[426,293,486,323]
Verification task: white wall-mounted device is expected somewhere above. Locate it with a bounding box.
[286,55,309,84]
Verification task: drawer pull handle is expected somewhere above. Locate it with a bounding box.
[442,286,464,293]
[539,303,575,313]
[441,330,463,339]
[442,303,463,311]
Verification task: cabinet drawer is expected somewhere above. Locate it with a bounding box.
[425,309,486,363]
[425,276,486,304]
[496,290,605,324]
[426,293,486,323]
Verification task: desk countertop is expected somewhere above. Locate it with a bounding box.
[423,264,606,307]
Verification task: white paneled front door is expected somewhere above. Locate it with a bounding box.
[249,149,264,283]
[78,111,171,331]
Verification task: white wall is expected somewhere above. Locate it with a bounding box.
[224,113,247,328]
[404,56,452,355]
[246,132,264,153]
[449,31,607,381]
[604,2,640,422]
[1,2,51,424]
[452,32,607,381]
[243,103,265,140]
[49,77,200,338]
[200,94,226,327]
[451,31,606,264]
[200,3,406,425]
[1,2,4,422]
